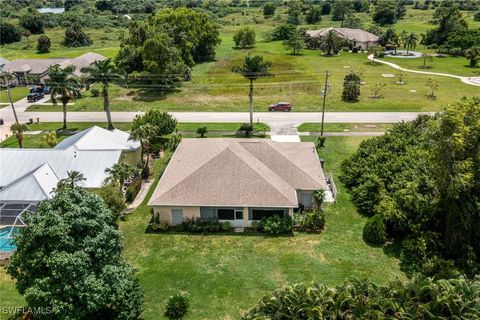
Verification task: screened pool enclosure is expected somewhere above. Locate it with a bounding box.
[0,203,37,252]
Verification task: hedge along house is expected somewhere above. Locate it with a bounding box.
[306,28,379,50]
[148,139,328,228]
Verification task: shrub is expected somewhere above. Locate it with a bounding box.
[36,35,51,53]
[239,123,254,137]
[196,126,208,137]
[95,182,126,221]
[313,190,325,209]
[342,71,361,102]
[233,27,256,48]
[152,222,169,232]
[164,293,189,320]
[63,23,92,47]
[362,214,387,245]
[301,210,326,232]
[125,177,142,203]
[90,88,100,97]
[475,10,480,21]
[269,24,296,41]
[316,136,326,148]
[263,2,276,16]
[260,215,293,235]
[179,218,223,234]
[0,22,21,44]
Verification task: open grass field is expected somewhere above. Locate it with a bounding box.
[298,122,392,132]
[0,136,404,320]
[0,87,30,103]
[383,55,480,76]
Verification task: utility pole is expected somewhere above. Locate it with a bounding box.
[320,71,329,137]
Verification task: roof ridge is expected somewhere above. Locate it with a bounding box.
[228,142,297,205]
[149,144,230,204]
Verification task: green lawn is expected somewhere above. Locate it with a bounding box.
[298,123,393,132]
[383,55,480,77]
[119,136,404,320]
[0,87,30,103]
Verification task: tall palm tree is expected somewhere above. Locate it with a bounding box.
[47,65,81,130]
[0,72,19,124]
[105,162,139,191]
[59,171,86,189]
[319,30,343,56]
[232,55,272,125]
[81,59,125,130]
[130,124,156,170]
[10,123,29,148]
[405,33,418,54]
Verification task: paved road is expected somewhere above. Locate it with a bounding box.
[0,108,432,125]
[368,54,480,87]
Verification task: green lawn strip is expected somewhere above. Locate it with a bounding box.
[176,122,269,132]
[120,136,404,320]
[0,87,30,103]
[298,123,393,132]
[382,55,480,77]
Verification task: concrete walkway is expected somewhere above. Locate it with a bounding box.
[125,179,153,213]
[368,54,480,87]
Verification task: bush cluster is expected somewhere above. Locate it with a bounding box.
[299,210,326,232]
[259,215,293,235]
[363,214,386,245]
[244,277,480,319]
[152,222,169,232]
[125,178,142,203]
[179,218,231,234]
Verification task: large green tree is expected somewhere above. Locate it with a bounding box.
[341,98,480,277]
[47,65,81,130]
[0,22,21,44]
[424,0,467,46]
[232,55,272,125]
[81,58,124,130]
[19,13,44,34]
[7,188,143,319]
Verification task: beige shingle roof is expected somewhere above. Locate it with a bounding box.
[307,27,379,43]
[3,52,106,76]
[149,139,327,208]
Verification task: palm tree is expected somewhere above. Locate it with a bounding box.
[59,171,86,189]
[10,123,29,148]
[232,55,272,125]
[130,124,157,170]
[81,59,125,130]
[405,33,418,54]
[319,30,342,56]
[47,65,81,130]
[105,162,139,190]
[0,72,19,124]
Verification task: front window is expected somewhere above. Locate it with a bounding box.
[217,209,235,220]
[249,208,287,220]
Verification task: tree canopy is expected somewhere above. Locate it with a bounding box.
[341,98,480,277]
[7,188,143,319]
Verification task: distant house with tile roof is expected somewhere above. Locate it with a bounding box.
[148,138,328,227]
[2,52,106,85]
[306,27,379,50]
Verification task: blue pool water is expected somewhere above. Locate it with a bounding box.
[0,227,19,252]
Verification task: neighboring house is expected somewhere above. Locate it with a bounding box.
[149,139,328,228]
[2,52,106,85]
[0,126,141,205]
[0,58,10,72]
[306,27,379,50]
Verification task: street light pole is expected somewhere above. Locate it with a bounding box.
[320,70,329,137]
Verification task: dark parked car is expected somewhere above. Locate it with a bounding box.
[42,86,51,94]
[268,102,292,112]
[30,86,44,94]
[27,92,44,102]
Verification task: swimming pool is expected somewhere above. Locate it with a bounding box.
[0,227,19,252]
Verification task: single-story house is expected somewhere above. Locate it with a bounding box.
[2,52,106,85]
[0,126,140,204]
[148,138,328,228]
[306,27,379,50]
